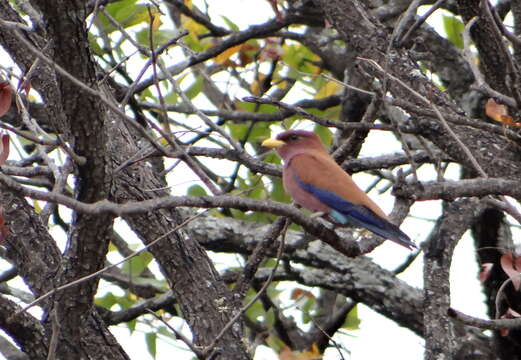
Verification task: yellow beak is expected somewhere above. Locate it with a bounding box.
[261,138,286,148]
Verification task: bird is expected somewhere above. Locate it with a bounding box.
[262,129,416,249]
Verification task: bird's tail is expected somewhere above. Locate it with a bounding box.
[330,208,417,250]
[370,221,416,250]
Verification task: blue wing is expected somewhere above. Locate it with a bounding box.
[296,175,416,249]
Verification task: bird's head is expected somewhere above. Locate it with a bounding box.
[262,130,327,161]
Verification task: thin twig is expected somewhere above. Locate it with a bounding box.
[142,7,221,195]
[46,307,60,360]
[448,307,521,330]
[392,0,422,47]
[243,96,392,131]
[302,306,348,360]
[0,19,174,159]
[0,122,57,146]
[331,96,380,164]
[462,17,517,107]
[489,2,521,46]
[495,278,512,319]
[396,0,445,46]
[10,210,209,319]
[484,197,521,225]
[393,249,421,275]
[479,0,521,106]
[359,56,488,178]
[234,217,287,299]
[146,310,205,360]
[202,218,290,357]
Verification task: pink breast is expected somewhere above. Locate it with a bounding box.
[283,166,330,213]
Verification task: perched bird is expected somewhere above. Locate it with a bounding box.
[262,130,415,249]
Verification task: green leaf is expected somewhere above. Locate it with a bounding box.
[105,0,138,16]
[309,76,327,93]
[145,332,157,358]
[282,44,319,75]
[127,319,137,333]
[164,90,178,105]
[443,15,464,49]
[270,177,290,202]
[136,29,180,49]
[121,251,153,277]
[157,325,177,340]
[116,295,135,310]
[88,33,105,56]
[184,75,204,100]
[245,212,272,224]
[96,0,148,34]
[322,105,341,121]
[139,88,155,101]
[248,186,266,200]
[245,288,265,320]
[266,283,281,300]
[235,101,256,112]
[301,296,317,324]
[250,123,271,142]
[221,15,239,31]
[265,335,286,353]
[313,125,332,146]
[264,151,282,165]
[95,292,118,309]
[183,32,208,52]
[230,208,247,220]
[187,184,207,196]
[342,304,361,330]
[258,104,279,114]
[265,307,275,327]
[227,123,249,140]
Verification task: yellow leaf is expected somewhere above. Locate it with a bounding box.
[33,200,42,213]
[214,44,242,65]
[158,137,170,146]
[182,17,206,36]
[151,12,162,31]
[250,74,266,95]
[315,80,341,99]
[276,79,288,89]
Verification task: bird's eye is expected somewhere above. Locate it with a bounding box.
[288,134,299,141]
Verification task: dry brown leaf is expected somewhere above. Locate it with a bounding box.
[485,98,520,127]
[0,81,12,117]
[279,344,322,360]
[479,263,494,283]
[0,134,9,165]
[500,252,521,290]
[499,308,521,337]
[290,288,315,300]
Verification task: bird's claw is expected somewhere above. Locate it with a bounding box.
[310,211,326,219]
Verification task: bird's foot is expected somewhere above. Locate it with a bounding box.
[310,211,326,219]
